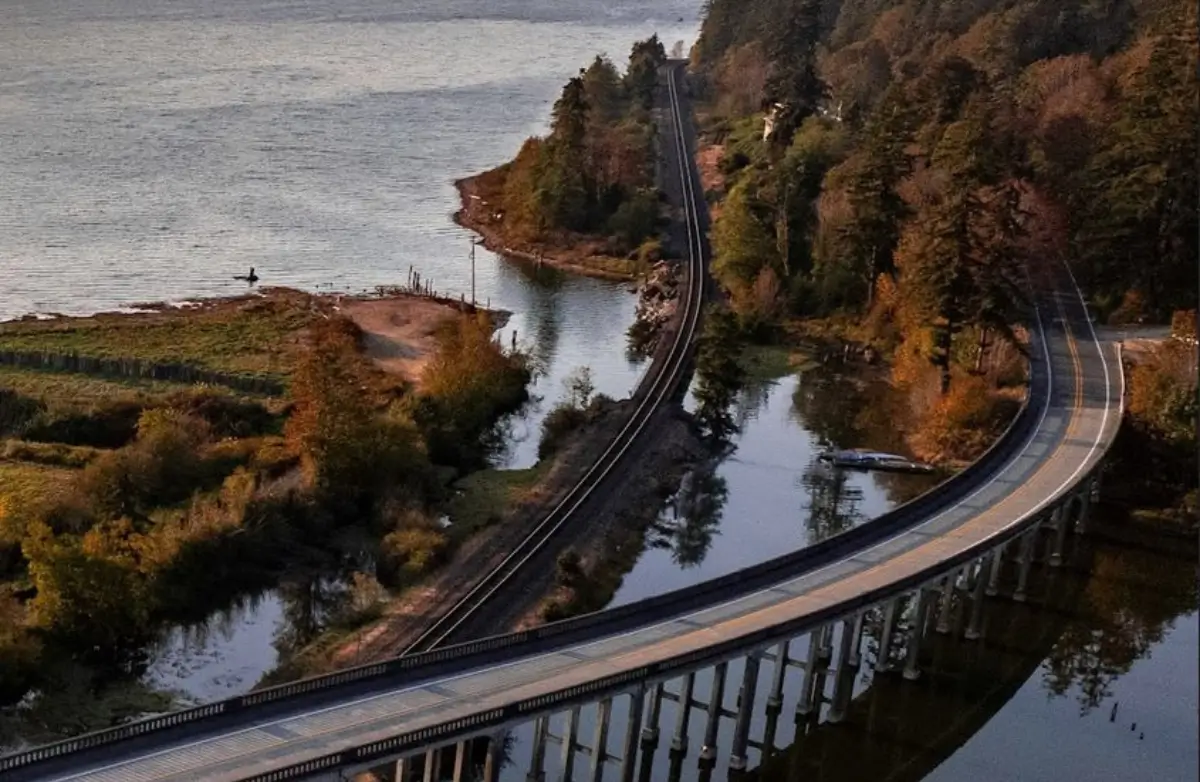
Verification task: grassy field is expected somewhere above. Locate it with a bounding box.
[444,464,548,538]
[0,291,316,379]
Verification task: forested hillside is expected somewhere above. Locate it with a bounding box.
[688,0,1196,460]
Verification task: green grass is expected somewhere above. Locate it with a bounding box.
[738,343,817,382]
[445,464,548,538]
[0,460,78,544]
[0,293,315,379]
[0,367,212,406]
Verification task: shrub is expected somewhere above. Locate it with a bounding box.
[165,388,277,438]
[23,401,144,449]
[377,511,449,587]
[538,405,588,461]
[0,390,43,438]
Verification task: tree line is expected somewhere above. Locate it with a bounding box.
[690,0,1195,460]
[497,36,668,256]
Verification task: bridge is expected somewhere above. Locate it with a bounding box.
[0,66,1125,782]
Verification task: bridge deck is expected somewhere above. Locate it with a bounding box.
[30,288,1122,782]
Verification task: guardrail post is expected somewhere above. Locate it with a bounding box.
[452,741,468,782]
[1014,528,1037,603]
[561,706,581,781]
[729,652,762,770]
[619,687,647,782]
[875,601,899,673]
[590,698,613,782]
[1048,505,1069,567]
[528,716,548,782]
[846,613,866,668]
[670,674,694,755]
[699,661,728,766]
[965,553,991,641]
[986,541,1006,596]
[902,588,932,681]
[483,733,504,782]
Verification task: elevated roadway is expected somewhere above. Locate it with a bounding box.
[1,68,1124,782]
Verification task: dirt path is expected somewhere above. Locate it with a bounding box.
[337,296,461,388]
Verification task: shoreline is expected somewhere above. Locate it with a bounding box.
[453,174,640,283]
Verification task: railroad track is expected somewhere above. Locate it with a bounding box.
[402,63,708,654]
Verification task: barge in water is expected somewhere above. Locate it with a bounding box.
[818,449,936,475]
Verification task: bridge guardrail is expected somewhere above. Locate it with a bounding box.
[0,325,1049,776]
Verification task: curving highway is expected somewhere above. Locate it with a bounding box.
[0,64,1124,782]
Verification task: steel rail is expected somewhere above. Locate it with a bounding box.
[401,63,707,653]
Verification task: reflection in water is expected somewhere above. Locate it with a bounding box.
[751,507,1198,782]
[650,469,730,568]
[799,461,865,544]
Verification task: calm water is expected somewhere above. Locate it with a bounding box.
[0,0,702,464]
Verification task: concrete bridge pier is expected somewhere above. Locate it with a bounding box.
[527,715,548,781]
[846,613,866,669]
[483,732,504,782]
[559,707,581,782]
[902,588,932,681]
[796,629,823,718]
[669,673,695,756]
[618,687,647,782]
[638,682,664,777]
[875,600,899,673]
[965,552,992,640]
[1048,505,1070,566]
[1076,484,1093,533]
[1013,524,1040,603]
[699,662,728,767]
[935,569,962,635]
[729,652,762,771]
[589,698,612,782]
[986,540,1006,596]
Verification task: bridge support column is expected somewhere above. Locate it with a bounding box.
[797,629,822,717]
[729,652,762,770]
[1048,505,1069,567]
[642,682,664,747]
[826,659,855,724]
[1014,528,1037,603]
[451,741,467,782]
[483,733,504,782]
[527,716,548,782]
[590,698,612,782]
[936,571,959,634]
[561,707,581,782]
[670,673,695,755]
[1076,488,1092,534]
[618,687,646,782]
[394,758,408,782]
[876,601,899,673]
[699,662,728,766]
[846,613,865,668]
[986,541,1005,596]
[965,553,991,641]
[903,588,931,681]
[817,623,834,664]
[761,642,788,761]
[423,748,441,782]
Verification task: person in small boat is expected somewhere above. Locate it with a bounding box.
[234,267,259,284]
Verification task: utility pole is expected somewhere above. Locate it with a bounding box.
[470,240,477,306]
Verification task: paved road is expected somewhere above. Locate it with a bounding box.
[7,74,1123,782]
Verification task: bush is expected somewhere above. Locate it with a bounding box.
[1,439,101,468]
[607,190,661,254]
[165,388,277,438]
[538,405,588,461]
[377,511,449,587]
[23,401,144,449]
[0,390,43,438]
